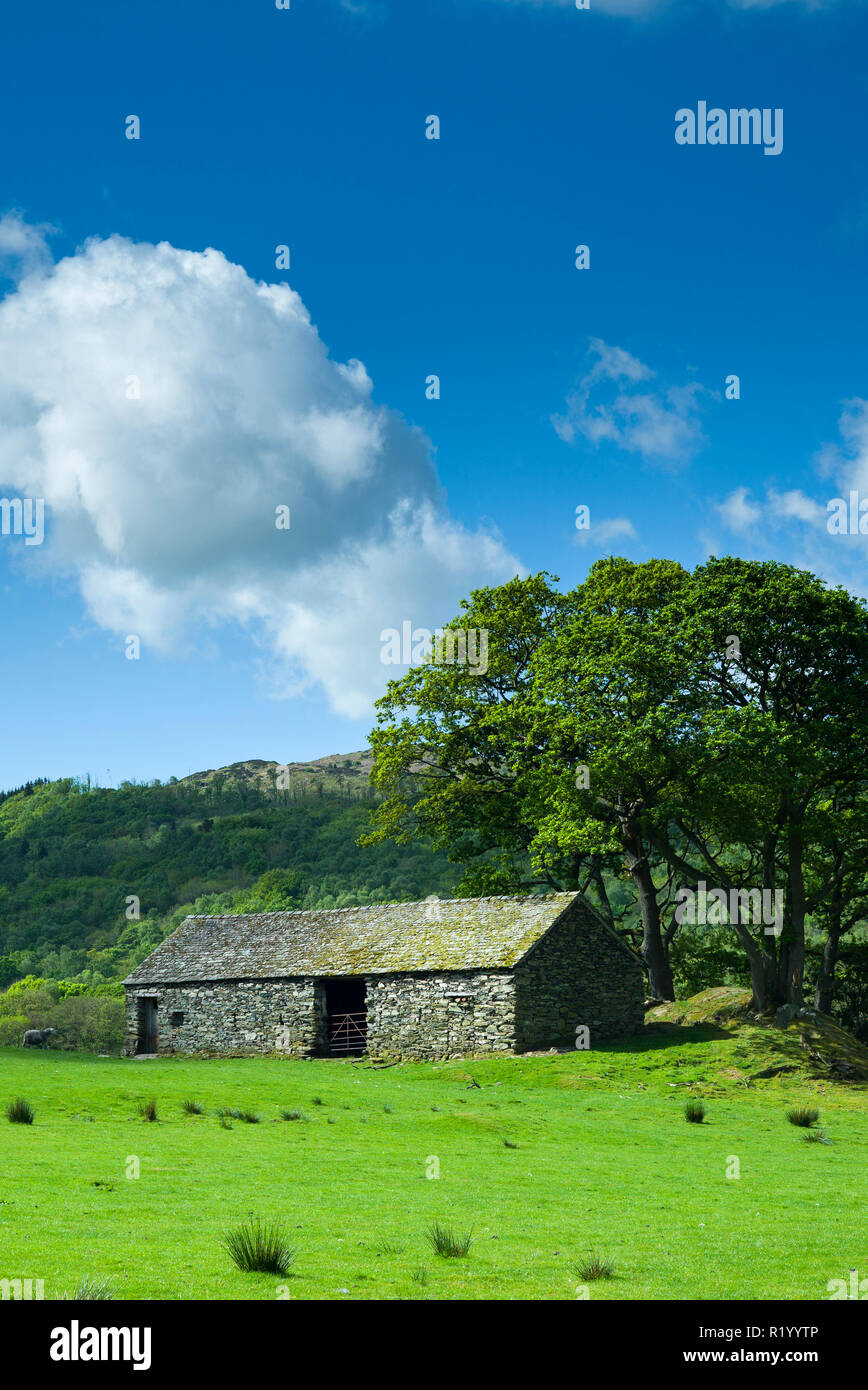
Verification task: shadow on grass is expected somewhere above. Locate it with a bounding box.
[587,1023,735,1053]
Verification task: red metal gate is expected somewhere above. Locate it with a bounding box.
[328,1011,367,1054]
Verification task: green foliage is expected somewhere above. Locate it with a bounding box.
[51,997,125,1051]
[0,985,55,1020]
[0,1015,30,1047]
[366,558,868,1012]
[7,975,54,997]
[670,927,751,996]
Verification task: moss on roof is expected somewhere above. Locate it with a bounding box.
[123,893,587,984]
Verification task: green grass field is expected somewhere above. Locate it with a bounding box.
[1,1011,865,1301]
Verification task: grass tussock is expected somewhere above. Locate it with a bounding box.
[427,1221,473,1258]
[802,1127,830,1144]
[222,1218,295,1275]
[787,1105,820,1128]
[66,1276,116,1300]
[6,1097,34,1124]
[182,1099,204,1115]
[280,1109,309,1122]
[684,1099,706,1124]
[138,1099,158,1123]
[574,1251,615,1282]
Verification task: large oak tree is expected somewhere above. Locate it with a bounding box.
[366,557,868,1012]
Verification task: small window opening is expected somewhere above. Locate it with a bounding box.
[170,1011,184,1027]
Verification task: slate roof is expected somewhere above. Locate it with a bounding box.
[123,892,593,985]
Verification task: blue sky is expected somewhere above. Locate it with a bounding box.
[1,0,867,790]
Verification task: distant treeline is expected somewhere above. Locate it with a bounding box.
[0,774,459,993]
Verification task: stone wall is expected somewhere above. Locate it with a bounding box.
[123,978,319,1057]
[366,970,516,1058]
[513,900,645,1050]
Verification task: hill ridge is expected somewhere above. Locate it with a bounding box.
[178,749,372,793]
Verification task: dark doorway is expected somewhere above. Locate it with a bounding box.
[136,997,158,1053]
[324,978,367,1055]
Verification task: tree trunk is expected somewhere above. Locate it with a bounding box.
[624,833,674,1000]
[586,855,616,932]
[815,913,843,1014]
[784,809,807,1009]
[731,917,779,1014]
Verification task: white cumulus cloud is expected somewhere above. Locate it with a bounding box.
[0,217,522,717]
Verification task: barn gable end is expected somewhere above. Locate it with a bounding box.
[513,897,645,1050]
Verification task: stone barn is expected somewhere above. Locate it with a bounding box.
[123,892,644,1059]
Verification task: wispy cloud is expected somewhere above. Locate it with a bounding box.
[573,514,637,548]
[553,338,712,467]
[716,486,763,532]
[486,0,840,14]
[716,486,827,533]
